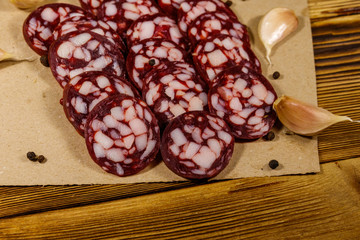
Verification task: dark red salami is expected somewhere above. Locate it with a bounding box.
[126,13,189,49]
[158,0,185,18]
[79,0,105,16]
[48,30,126,88]
[193,34,261,84]
[23,3,90,56]
[177,0,237,36]
[188,11,249,48]
[85,94,160,177]
[161,111,234,180]
[98,0,160,38]
[208,66,277,139]
[63,71,140,136]
[126,38,189,90]
[143,62,208,124]
[52,19,127,54]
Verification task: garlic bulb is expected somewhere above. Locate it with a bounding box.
[258,8,298,64]
[0,48,36,62]
[273,95,355,136]
[10,0,45,9]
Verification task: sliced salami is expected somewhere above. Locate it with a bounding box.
[188,11,249,48]
[52,19,127,54]
[158,0,185,18]
[126,13,189,50]
[79,0,105,16]
[193,34,261,85]
[98,0,160,38]
[143,62,208,124]
[126,38,189,90]
[161,111,234,180]
[23,3,90,56]
[85,94,160,177]
[63,71,140,136]
[177,0,237,36]
[48,30,126,88]
[208,66,277,139]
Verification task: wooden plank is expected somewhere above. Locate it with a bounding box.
[0,158,359,239]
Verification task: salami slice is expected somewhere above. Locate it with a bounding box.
[63,71,140,136]
[23,3,90,56]
[161,111,234,180]
[193,34,261,85]
[158,0,185,18]
[208,66,277,139]
[126,13,189,50]
[79,0,105,16]
[143,62,208,124]
[52,19,127,54]
[85,94,160,177]
[48,30,126,88]
[188,11,249,48]
[98,0,160,38]
[126,38,189,90]
[177,0,237,36]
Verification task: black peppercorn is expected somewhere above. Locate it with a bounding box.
[272,71,280,79]
[37,155,47,164]
[27,152,37,162]
[148,59,156,66]
[40,55,49,67]
[225,0,232,6]
[263,131,275,141]
[269,160,279,169]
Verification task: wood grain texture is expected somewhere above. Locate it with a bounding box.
[1,0,360,239]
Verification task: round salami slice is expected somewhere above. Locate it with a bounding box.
[126,38,189,90]
[79,0,105,16]
[52,19,127,54]
[23,3,90,56]
[98,0,160,38]
[143,62,208,124]
[208,66,277,139]
[188,11,249,48]
[48,30,126,88]
[177,0,237,36]
[85,94,160,177]
[126,13,189,50]
[161,111,234,180]
[193,34,261,85]
[158,0,185,18]
[63,71,140,136]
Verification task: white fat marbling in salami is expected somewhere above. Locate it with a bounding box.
[48,30,126,88]
[23,3,90,56]
[126,38,189,90]
[188,11,249,48]
[158,0,185,18]
[143,62,208,124]
[193,34,261,85]
[161,111,234,180]
[79,0,105,16]
[98,0,160,38]
[126,13,189,49]
[177,0,237,35]
[63,71,140,136]
[85,94,160,177]
[208,66,277,139]
[52,19,127,54]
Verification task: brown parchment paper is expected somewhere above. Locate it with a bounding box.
[0,0,320,185]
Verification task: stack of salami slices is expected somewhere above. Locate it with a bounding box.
[23,0,278,180]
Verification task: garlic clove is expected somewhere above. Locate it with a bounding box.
[0,48,36,62]
[273,95,354,136]
[10,0,45,9]
[258,8,298,64]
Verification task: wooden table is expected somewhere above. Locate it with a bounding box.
[1,0,359,239]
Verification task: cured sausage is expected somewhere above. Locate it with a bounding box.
[158,0,185,18]
[126,38,189,90]
[143,62,208,125]
[79,0,105,16]
[177,0,237,36]
[63,71,139,136]
[85,94,160,177]
[161,111,234,180]
[192,34,261,84]
[208,66,277,139]
[97,0,160,38]
[48,30,126,88]
[52,19,127,54]
[126,13,189,50]
[23,3,90,56]
[187,11,249,48]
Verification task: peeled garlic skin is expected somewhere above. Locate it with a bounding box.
[273,95,352,136]
[258,8,298,63]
